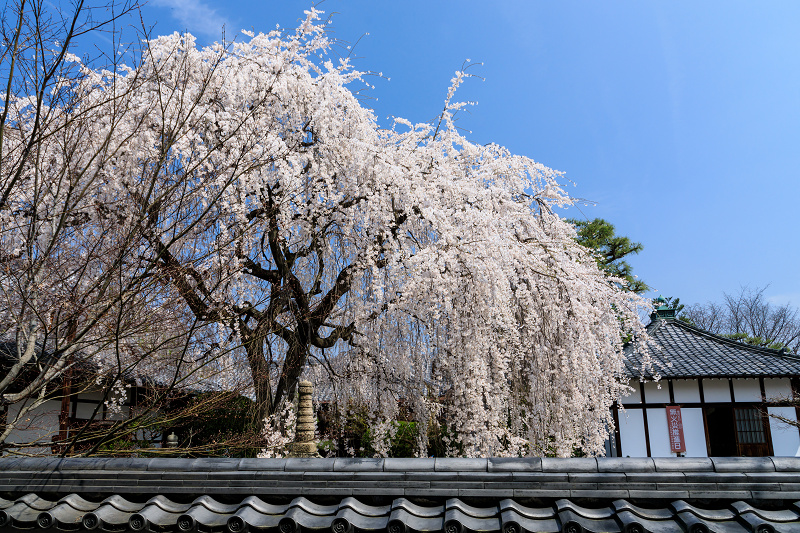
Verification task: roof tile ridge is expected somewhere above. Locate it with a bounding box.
[670,319,800,361]
[646,319,663,335]
[622,320,660,352]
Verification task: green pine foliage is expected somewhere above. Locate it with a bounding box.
[568,218,648,293]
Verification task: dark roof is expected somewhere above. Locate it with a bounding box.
[0,333,211,393]
[0,334,60,368]
[3,492,799,533]
[1,457,799,533]
[624,318,800,379]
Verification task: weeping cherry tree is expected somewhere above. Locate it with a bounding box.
[3,8,652,456]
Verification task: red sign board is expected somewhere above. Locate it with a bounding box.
[666,405,686,453]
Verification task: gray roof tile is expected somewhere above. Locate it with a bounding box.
[488,457,542,472]
[625,319,800,378]
[1,458,800,532]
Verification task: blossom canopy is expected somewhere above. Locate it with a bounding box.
[0,8,652,456]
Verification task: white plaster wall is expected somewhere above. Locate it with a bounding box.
[646,408,671,457]
[643,382,670,403]
[702,379,731,402]
[732,378,762,402]
[131,407,162,445]
[767,406,800,456]
[134,427,162,445]
[106,405,130,421]
[75,402,101,420]
[77,391,105,402]
[5,399,60,452]
[764,378,793,402]
[673,380,701,403]
[645,407,707,457]
[680,408,708,457]
[618,408,647,457]
[621,382,642,405]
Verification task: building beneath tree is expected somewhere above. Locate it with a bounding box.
[612,302,800,457]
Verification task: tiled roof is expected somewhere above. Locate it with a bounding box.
[3,492,799,533]
[2,456,799,501]
[0,334,59,367]
[624,318,800,379]
[1,457,799,532]
[0,334,213,393]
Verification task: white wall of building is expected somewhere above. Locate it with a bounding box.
[643,382,670,403]
[618,408,647,457]
[620,382,642,404]
[3,387,136,455]
[75,402,99,420]
[703,379,731,402]
[4,399,60,454]
[764,378,792,402]
[673,379,700,403]
[768,406,800,456]
[645,407,707,457]
[680,408,708,457]
[70,389,134,421]
[646,408,670,457]
[732,378,762,402]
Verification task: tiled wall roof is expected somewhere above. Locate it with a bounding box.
[0,457,799,532]
[3,492,799,533]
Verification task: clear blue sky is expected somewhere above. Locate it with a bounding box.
[136,0,800,309]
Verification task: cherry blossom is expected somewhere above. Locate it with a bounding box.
[1,8,652,456]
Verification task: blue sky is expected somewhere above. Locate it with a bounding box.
[137,0,800,309]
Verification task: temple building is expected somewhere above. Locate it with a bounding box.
[612,302,800,457]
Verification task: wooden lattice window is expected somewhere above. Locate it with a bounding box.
[734,407,766,444]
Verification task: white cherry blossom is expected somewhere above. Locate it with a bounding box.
[1,8,653,456]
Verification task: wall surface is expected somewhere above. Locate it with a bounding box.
[4,399,60,454]
[616,377,800,458]
[732,378,761,402]
[617,408,647,457]
[768,406,800,456]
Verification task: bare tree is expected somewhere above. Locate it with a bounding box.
[0,0,254,455]
[683,286,800,353]
[681,300,726,332]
